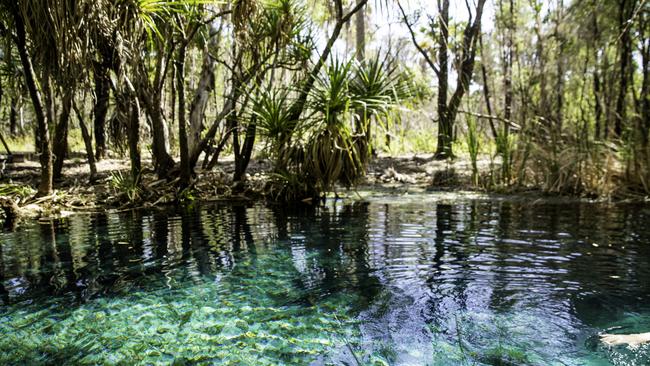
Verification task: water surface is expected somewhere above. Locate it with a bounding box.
[1,196,650,365]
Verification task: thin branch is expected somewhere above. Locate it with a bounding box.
[341,0,368,23]
[397,0,440,76]
[458,110,520,130]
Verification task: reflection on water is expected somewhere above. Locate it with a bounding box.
[1,198,650,365]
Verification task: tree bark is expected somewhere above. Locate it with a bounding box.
[11,4,53,196]
[176,43,190,188]
[9,97,18,136]
[355,0,366,62]
[554,0,565,131]
[128,99,141,184]
[502,0,514,136]
[72,102,98,181]
[137,46,175,178]
[435,0,487,159]
[53,90,72,181]
[478,34,498,140]
[434,0,451,159]
[614,0,633,138]
[188,28,220,154]
[638,7,649,145]
[93,63,109,160]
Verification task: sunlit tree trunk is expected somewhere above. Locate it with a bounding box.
[188,34,218,157]
[355,0,365,62]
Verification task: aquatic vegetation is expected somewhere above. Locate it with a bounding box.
[0,250,362,365]
[2,199,650,365]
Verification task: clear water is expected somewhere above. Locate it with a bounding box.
[1,196,650,365]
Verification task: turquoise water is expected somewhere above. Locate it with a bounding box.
[1,196,650,365]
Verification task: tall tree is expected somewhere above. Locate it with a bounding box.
[5,2,53,196]
[399,0,487,159]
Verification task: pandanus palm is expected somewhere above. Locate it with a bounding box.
[307,58,363,191]
[349,53,414,160]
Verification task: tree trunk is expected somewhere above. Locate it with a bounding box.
[591,12,603,140]
[355,0,365,62]
[234,115,257,182]
[503,0,514,137]
[188,45,216,155]
[176,44,190,188]
[93,63,109,160]
[11,4,52,196]
[127,96,141,184]
[53,91,72,181]
[72,102,98,181]
[435,0,487,159]
[594,69,603,139]
[533,2,548,120]
[138,44,175,178]
[614,0,632,138]
[9,97,18,136]
[638,9,649,145]
[554,0,565,131]
[434,0,451,159]
[479,34,498,140]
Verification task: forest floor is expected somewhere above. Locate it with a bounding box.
[0,152,614,227]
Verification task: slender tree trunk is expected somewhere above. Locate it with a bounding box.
[533,2,548,120]
[188,44,216,154]
[640,16,650,145]
[614,0,632,138]
[594,69,603,139]
[503,0,514,137]
[591,10,603,140]
[53,91,72,181]
[93,63,109,160]
[436,0,487,159]
[554,0,565,131]
[138,45,175,178]
[11,5,52,196]
[176,44,190,188]
[72,102,98,181]
[355,0,365,62]
[603,52,613,139]
[233,70,263,183]
[139,88,175,177]
[127,95,141,184]
[234,115,257,182]
[434,0,451,159]
[9,97,18,136]
[479,34,498,140]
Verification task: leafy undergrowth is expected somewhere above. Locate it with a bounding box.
[0,250,363,365]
